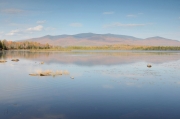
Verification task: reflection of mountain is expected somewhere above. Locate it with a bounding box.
[1,51,180,66]
[23,33,180,46]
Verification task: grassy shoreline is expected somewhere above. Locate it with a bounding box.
[30,45,180,51]
[1,45,180,51]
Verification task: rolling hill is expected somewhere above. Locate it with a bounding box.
[23,33,180,46]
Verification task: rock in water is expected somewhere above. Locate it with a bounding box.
[0,60,7,63]
[147,64,152,68]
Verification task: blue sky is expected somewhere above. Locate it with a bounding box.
[0,0,180,41]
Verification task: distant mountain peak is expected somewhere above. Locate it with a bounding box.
[146,36,171,40]
[22,33,180,46]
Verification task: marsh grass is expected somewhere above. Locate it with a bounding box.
[30,70,69,77]
[0,60,7,63]
[30,45,180,51]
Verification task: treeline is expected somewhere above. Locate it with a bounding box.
[0,40,52,50]
[59,45,180,51]
[62,45,134,50]
[1,39,180,51]
[132,46,180,50]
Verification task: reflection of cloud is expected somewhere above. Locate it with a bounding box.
[102,85,114,89]
[101,72,142,79]
[3,51,180,66]
[126,82,135,86]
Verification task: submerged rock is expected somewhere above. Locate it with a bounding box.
[12,59,19,62]
[40,73,51,76]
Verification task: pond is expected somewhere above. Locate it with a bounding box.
[0,50,180,119]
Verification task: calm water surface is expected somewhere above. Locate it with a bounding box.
[0,50,180,119]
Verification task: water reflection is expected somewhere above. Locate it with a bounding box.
[0,50,180,119]
[1,50,180,65]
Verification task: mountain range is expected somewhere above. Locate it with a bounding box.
[24,33,180,46]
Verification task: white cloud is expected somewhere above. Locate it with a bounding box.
[5,25,45,37]
[179,17,180,19]
[6,29,20,36]
[0,8,24,14]
[36,20,46,24]
[103,12,114,15]
[138,13,143,15]
[126,14,137,17]
[27,25,43,31]
[104,22,146,28]
[69,23,83,27]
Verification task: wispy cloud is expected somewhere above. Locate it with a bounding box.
[104,22,148,28]
[45,27,56,31]
[103,11,114,15]
[69,23,83,27]
[0,31,4,38]
[27,25,43,31]
[6,29,20,36]
[0,8,24,14]
[8,23,21,26]
[36,20,46,24]
[126,13,143,18]
[8,23,30,28]
[126,14,137,17]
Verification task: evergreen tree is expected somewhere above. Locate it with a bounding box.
[0,40,3,50]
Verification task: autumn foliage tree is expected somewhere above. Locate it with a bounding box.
[0,40,52,50]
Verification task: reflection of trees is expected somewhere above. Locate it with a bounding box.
[1,51,180,65]
[3,50,178,58]
[0,51,8,60]
[2,51,51,59]
[67,51,177,56]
